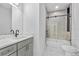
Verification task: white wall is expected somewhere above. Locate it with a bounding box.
[39,3,46,55]
[12,6,23,35]
[23,3,46,56]
[0,4,12,35]
[23,3,34,36]
[33,3,40,56]
[34,3,46,56]
[72,4,79,48]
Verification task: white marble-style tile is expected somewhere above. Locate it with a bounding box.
[43,38,70,56]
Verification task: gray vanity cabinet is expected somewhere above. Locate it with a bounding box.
[18,37,33,56]
[18,47,26,56]
[18,44,30,56]
[0,37,33,56]
[18,39,28,56]
[9,52,17,56]
[0,44,17,56]
[28,43,33,56]
[26,38,33,56]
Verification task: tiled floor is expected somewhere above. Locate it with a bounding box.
[43,38,70,56]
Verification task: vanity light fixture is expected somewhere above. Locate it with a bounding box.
[9,3,19,8]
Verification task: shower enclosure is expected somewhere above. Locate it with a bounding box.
[46,15,70,40]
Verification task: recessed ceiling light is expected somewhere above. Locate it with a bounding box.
[56,6,58,9]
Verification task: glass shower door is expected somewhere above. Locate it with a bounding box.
[47,16,67,40]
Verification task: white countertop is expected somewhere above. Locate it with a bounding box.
[0,35,33,49]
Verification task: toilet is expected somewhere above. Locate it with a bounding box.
[62,45,79,56]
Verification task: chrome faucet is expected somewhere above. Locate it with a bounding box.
[10,29,14,34]
[15,30,19,37]
[10,29,19,37]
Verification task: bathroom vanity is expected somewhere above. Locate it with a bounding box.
[0,3,34,56]
[0,35,33,56]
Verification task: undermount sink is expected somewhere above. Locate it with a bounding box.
[11,35,25,40]
[13,35,26,39]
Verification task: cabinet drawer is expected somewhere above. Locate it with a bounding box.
[9,52,17,56]
[18,40,28,49]
[27,37,33,43]
[18,37,33,50]
[18,47,26,56]
[0,44,16,56]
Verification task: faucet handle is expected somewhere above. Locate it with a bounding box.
[16,30,19,34]
[16,30,19,32]
[10,29,14,34]
[10,29,13,32]
[15,30,19,37]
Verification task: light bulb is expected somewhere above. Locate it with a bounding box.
[56,6,58,9]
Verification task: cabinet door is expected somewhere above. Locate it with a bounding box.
[0,44,16,56]
[28,43,33,56]
[18,47,26,56]
[18,44,30,56]
[18,38,33,56]
[9,52,17,56]
[25,44,30,56]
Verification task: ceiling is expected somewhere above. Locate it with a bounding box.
[46,3,70,12]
